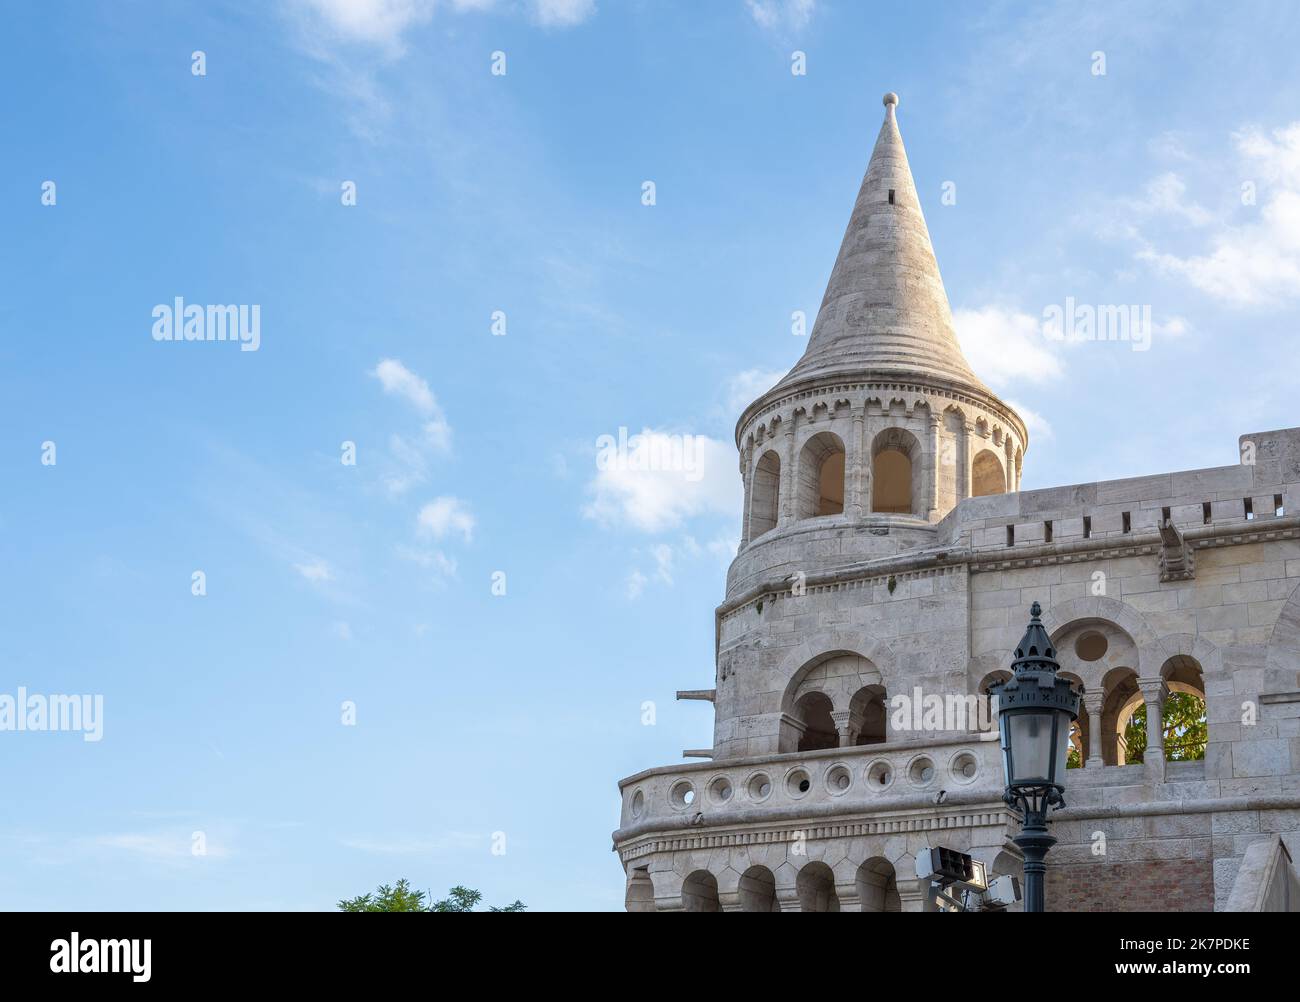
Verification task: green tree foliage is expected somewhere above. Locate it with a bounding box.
[338,880,526,913]
[1124,692,1207,763]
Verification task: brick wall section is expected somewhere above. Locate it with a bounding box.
[1046,860,1215,912]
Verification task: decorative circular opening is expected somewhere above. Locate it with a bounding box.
[708,777,733,804]
[907,755,936,787]
[746,772,773,801]
[785,768,812,798]
[949,751,979,785]
[1075,631,1108,662]
[825,764,852,795]
[866,760,893,790]
[630,789,645,818]
[668,780,696,810]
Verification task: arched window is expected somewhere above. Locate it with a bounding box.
[871,428,920,514]
[625,868,655,912]
[794,691,837,752]
[739,865,778,912]
[681,870,720,912]
[849,685,887,745]
[856,858,901,912]
[1125,656,1207,763]
[797,431,845,518]
[971,449,1006,497]
[796,862,840,912]
[749,450,781,538]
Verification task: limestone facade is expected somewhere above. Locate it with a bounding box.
[612,94,1300,912]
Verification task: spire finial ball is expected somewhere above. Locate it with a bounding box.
[883,91,899,108]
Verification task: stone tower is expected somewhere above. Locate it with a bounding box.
[614,93,1300,913]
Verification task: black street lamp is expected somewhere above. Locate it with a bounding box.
[988,602,1080,913]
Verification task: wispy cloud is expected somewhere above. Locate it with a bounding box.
[746,0,816,34]
[295,558,336,583]
[416,496,476,542]
[534,0,596,27]
[583,429,739,533]
[371,359,453,495]
[953,306,1065,388]
[340,831,485,854]
[1136,122,1300,308]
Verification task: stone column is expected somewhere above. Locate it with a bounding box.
[897,877,933,913]
[849,407,866,520]
[1083,691,1104,768]
[739,441,753,546]
[927,414,941,516]
[775,886,801,912]
[959,421,974,501]
[1138,677,1167,774]
[778,416,796,526]
[835,882,862,912]
[830,709,859,747]
[1004,442,1014,492]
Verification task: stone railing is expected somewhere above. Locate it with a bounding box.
[615,733,1005,841]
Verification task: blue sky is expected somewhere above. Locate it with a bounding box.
[2,0,1299,910]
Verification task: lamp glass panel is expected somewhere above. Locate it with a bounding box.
[1008,712,1053,783]
[1053,711,1072,782]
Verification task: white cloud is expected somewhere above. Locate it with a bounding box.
[1136,172,1213,226]
[725,368,785,417]
[341,832,483,854]
[1136,122,1300,308]
[396,544,459,577]
[295,0,436,49]
[417,496,476,542]
[372,358,437,416]
[625,568,648,600]
[372,359,452,494]
[293,0,495,49]
[1005,400,1054,443]
[746,0,815,33]
[583,429,740,533]
[88,831,229,861]
[535,0,596,27]
[952,306,1065,388]
[650,543,674,584]
[295,558,335,583]
[334,621,353,640]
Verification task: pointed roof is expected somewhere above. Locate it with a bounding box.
[771,92,988,396]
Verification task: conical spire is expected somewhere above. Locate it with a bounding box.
[772,92,987,394]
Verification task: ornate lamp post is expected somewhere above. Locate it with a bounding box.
[988,602,1080,913]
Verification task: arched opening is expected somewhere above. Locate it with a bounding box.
[1101,668,1141,765]
[794,691,838,752]
[738,865,778,912]
[750,450,781,539]
[681,870,720,912]
[871,428,920,515]
[849,685,887,745]
[1060,673,1085,769]
[797,431,846,518]
[625,868,655,912]
[1125,656,1207,763]
[856,858,901,912]
[796,862,840,912]
[971,449,1006,497]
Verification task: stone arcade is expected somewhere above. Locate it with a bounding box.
[612,92,1300,913]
